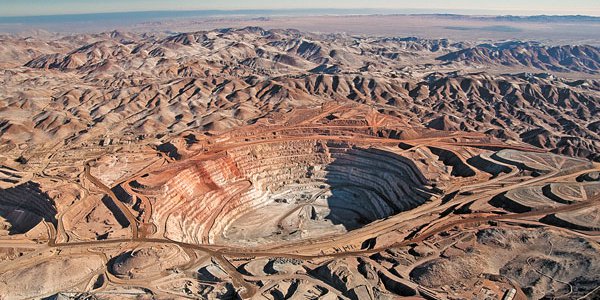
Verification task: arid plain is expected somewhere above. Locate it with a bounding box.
[0,18,599,300]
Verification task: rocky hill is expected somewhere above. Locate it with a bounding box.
[1,28,598,161]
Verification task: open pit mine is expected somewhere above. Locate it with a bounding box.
[0,27,599,299]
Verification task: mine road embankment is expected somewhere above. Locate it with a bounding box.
[83,160,139,239]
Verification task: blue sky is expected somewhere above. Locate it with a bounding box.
[0,0,599,17]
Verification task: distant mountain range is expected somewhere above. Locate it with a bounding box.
[0,10,598,25]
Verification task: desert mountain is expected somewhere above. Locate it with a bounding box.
[1,27,598,161]
[438,41,600,74]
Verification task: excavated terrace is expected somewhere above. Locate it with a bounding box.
[134,139,433,245]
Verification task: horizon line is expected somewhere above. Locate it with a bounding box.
[1,8,600,19]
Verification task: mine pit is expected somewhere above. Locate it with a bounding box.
[110,245,190,279]
[0,182,57,235]
[137,139,434,245]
